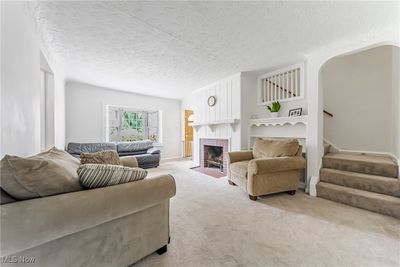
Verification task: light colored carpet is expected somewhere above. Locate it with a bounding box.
[133,159,400,267]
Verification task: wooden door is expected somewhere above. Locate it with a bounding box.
[184,110,193,157]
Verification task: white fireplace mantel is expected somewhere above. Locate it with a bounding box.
[189,119,239,132]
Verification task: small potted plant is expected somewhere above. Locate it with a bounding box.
[266,101,281,118]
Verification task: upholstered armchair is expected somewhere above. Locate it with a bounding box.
[227,139,306,200]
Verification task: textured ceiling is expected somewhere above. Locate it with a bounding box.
[28,1,399,99]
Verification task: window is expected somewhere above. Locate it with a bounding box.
[107,106,161,143]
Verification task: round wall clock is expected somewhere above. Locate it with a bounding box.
[208,96,216,107]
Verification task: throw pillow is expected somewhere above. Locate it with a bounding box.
[0,147,84,200]
[120,156,139,168]
[253,138,299,159]
[80,150,121,165]
[77,164,147,189]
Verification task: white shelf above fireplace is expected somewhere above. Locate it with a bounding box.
[249,116,307,127]
[248,116,308,149]
[189,119,239,132]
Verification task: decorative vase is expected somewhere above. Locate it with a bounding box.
[270,112,279,118]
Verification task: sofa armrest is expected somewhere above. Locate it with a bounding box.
[227,151,253,164]
[0,174,176,256]
[120,156,139,168]
[249,156,306,175]
[147,147,161,154]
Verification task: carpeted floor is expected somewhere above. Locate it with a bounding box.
[133,159,400,267]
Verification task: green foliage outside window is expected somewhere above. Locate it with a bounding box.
[108,107,159,143]
[122,112,144,132]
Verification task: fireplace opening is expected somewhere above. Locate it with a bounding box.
[204,145,224,172]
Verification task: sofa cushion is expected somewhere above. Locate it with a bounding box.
[67,142,117,156]
[77,164,147,189]
[118,150,148,156]
[230,160,250,178]
[134,153,161,168]
[80,150,121,165]
[0,187,17,205]
[120,156,139,168]
[117,140,153,153]
[0,147,83,200]
[147,147,161,154]
[253,139,299,159]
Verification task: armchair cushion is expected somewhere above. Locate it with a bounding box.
[230,161,250,178]
[253,139,299,159]
[227,151,253,164]
[249,156,306,175]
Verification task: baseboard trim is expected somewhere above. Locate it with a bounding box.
[160,156,186,162]
[298,181,306,190]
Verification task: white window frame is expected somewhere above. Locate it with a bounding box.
[105,105,163,146]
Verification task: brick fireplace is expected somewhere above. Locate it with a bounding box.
[200,138,229,174]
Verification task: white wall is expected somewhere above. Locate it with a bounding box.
[192,73,242,164]
[1,2,41,157]
[322,46,397,156]
[392,46,400,158]
[54,77,66,149]
[65,82,182,159]
[240,73,257,149]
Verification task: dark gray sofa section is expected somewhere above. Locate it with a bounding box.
[67,140,160,169]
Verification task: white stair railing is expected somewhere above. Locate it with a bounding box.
[258,62,304,105]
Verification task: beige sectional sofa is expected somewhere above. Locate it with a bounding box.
[1,174,176,267]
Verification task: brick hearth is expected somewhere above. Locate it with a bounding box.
[200,138,229,175]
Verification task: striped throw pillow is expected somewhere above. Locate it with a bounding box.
[77,164,147,188]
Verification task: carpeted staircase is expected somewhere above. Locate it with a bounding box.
[317,147,400,219]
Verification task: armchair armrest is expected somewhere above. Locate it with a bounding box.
[147,147,161,154]
[249,156,306,175]
[0,174,176,256]
[227,151,253,164]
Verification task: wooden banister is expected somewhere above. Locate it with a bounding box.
[265,79,297,97]
[323,110,333,117]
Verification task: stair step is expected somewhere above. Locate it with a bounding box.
[320,168,400,197]
[317,182,400,219]
[323,153,398,178]
[323,143,331,155]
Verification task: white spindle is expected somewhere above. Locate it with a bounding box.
[294,69,299,96]
[258,63,303,105]
[263,79,266,102]
[268,79,271,101]
[297,68,300,96]
[270,76,273,101]
[292,70,295,97]
[285,72,289,99]
[277,75,280,100]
